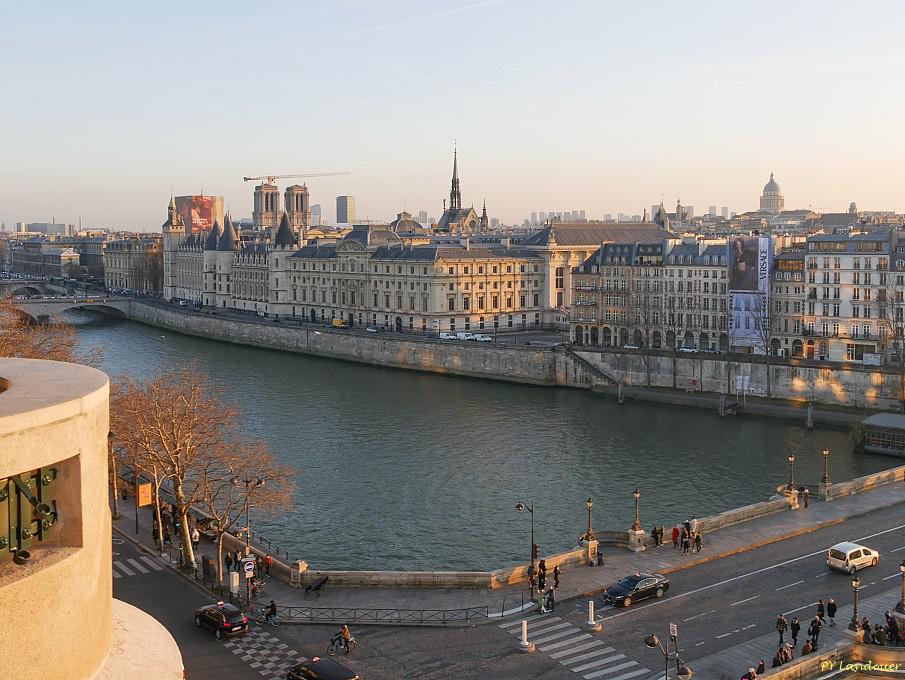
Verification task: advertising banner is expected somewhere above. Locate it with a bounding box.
[174,195,213,233]
[137,482,152,507]
[727,236,772,348]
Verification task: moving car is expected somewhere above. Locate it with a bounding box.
[194,601,248,639]
[365,326,378,333]
[287,657,360,680]
[602,573,670,607]
[826,542,880,574]
[456,332,475,341]
[439,332,457,340]
[622,344,640,350]
[474,334,493,342]
[331,319,349,328]
[677,346,697,353]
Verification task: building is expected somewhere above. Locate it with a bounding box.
[103,236,163,293]
[11,238,82,278]
[310,203,323,226]
[0,358,182,679]
[174,195,224,234]
[336,195,356,224]
[436,150,479,234]
[759,173,785,213]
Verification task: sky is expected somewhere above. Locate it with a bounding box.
[2,0,905,231]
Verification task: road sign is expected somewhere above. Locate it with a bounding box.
[137,483,152,507]
[669,623,678,638]
[243,559,255,574]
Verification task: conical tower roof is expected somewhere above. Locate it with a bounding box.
[204,220,222,250]
[273,211,295,247]
[217,214,240,251]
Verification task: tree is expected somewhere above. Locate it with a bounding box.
[111,366,282,571]
[197,440,294,588]
[0,296,81,362]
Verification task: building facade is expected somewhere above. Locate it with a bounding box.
[103,237,162,293]
[759,173,785,213]
[336,195,356,224]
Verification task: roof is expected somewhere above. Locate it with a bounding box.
[522,222,673,247]
[273,211,295,247]
[204,221,221,250]
[863,413,905,429]
[217,215,240,251]
[342,225,401,248]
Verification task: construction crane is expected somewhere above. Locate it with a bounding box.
[242,172,350,184]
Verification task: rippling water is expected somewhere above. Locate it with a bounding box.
[70,310,892,570]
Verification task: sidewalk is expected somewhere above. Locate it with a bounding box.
[110,481,905,624]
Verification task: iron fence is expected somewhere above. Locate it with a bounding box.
[275,605,489,626]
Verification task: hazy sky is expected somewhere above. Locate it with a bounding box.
[2,1,904,230]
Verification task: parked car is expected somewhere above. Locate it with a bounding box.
[474,334,493,342]
[622,344,640,350]
[439,332,457,340]
[178,300,188,306]
[602,573,670,607]
[677,346,697,353]
[826,542,880,574]
[331,319,349,328]
[365,326,378,333]
[287,656,360,680]
[193,602,248,639]
[456,332,476,341]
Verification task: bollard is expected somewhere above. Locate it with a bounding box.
[585,600,602,632]
[517,619,535,652]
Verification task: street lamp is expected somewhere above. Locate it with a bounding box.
[821,447,831,485]
[849,574,862,631]
[515,501,535,596]
[644,632,693,679]
[108,431,120,520]
[232,476,265,604]
[787,454,796,491]
[898,560,905,614]
[632,488,641,532]
[585,497,596,542]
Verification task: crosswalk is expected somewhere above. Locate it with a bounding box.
[499,614,653,680]
[112,555,166,578]
[222,627,305,678]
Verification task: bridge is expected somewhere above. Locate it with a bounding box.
[13,297,131,322]
[0,279,54,297]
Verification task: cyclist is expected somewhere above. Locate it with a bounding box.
[265,600,277,624]
[341,623,352,653]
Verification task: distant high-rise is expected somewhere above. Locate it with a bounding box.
[579,210,586,220]
[531,212,538,225]
[685,205,694,219]
[759,173,784,214]
[336,195,356,224]
[720,206,729,219]
[418,210,428,225]
[708,205,717,217]
[310,203,322,226]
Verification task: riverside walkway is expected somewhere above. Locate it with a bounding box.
[111,478,905,625]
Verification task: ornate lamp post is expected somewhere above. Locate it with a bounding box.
[786,454,796,491]
[849,574,862,631]
[515,501,535,596]
[232,476,265,604]
[644,630,693,680]
[898,560,905,614]
[821,447,831,484]
[585,497,596,542]
[632,488,641,532]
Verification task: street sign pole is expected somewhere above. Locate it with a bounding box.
[243,557,255,605]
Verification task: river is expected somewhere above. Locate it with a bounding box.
[69,310,892,571]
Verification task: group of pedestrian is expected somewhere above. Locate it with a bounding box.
[770,603,833,673]
[530,560,560,614]
[858,611,905,645]
[671,518,703,555]
[650,525,667,547]
[796,486,810,509]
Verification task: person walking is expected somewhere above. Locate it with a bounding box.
[191,526,200,552]
[776,614,789,644]
[809,616,822,645]
[224,551,233,573]
[545,587,555,613]
[803,488,810,508]
[264,554,274,577]
[553,565,561,589]
[672,525,680,549]
[537,560,547,592]
[790,616,801,647]
[694,531,703,553]
[826,598,837,627]
[755,660,765,675]
[682,529,691,555]
[233,548,241,571]
[816,599,825,621]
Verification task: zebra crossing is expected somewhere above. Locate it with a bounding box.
[222,627,305,678]
[112,555,166,578]
[499,614,652,680]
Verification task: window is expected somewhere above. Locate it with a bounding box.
[448,266,454,275]
[463,296,470,310]
[492,295,499,308]
[555,267,565,289]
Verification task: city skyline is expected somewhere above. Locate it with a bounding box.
[3,1,905,230]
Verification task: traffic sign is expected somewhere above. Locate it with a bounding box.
[243,559,255,574]
[669,623,678,638]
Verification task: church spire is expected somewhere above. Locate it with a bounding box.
[449,146,461,211]
[480,198,488,232]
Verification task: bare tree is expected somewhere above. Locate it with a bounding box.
[0,296,81,362]
[663,295,683,389]
[878,264,905,411]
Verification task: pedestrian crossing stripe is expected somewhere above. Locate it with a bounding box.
[112,555,165,578]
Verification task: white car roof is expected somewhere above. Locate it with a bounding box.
[829,541,867,552]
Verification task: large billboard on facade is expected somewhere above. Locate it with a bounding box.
[728,236,772,348]
[175,195,212,233]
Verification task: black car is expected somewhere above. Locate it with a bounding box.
[194,601,248,639]
[287,657,360,680]
[602,573,670,607]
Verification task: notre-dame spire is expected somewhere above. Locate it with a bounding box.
[449,146,461,211]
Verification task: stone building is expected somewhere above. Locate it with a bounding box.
[759,172,785,214]
[103,236,162,293]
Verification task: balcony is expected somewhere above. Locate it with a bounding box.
[574,285,597,292]
[575,300,598,306]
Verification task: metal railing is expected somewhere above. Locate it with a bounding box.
[273,605,490,626]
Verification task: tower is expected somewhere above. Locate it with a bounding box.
[253,183,280,231]
[270,211,298,316]
[201,220,221,307]
[480,199,489,232]
[449,147,461,211]
[215,214,240,309]
[336,196,356,224]
[759,173,785,214]
[162,196,185,300]
[284,184,310,240]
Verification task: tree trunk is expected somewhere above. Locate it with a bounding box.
[173,482,197,570]
[671,352,677,389]
[216,533,224,589]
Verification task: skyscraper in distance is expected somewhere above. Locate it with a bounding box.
[336,196,356,224]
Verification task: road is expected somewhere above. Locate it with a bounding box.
[113,503,905,680]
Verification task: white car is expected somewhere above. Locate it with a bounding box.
[677,346,697,353]
[439,332,457,340]
[456,332,476,341]
[474,334,493,342]
[826,542,879,574]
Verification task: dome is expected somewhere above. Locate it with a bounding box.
[389,211,425,234]
[763,172,782,195]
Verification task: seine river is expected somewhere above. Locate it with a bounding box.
[71,311,892,571]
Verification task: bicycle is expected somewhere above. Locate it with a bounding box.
[251,606,279,626]
[327,635,357,655]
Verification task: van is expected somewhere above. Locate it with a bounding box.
[474,334,493,342]
[826,541,879,574]
[439,332,456,340]
[456,332,475,341]
[331,319,348,328]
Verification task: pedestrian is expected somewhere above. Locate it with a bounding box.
[694,531,703,553]
[887,612,899,643]
[690,515,698,534]
[683,518,692,536]
[191,526,200,552]
[803,487,810,508]
[755,660,765,675]
[225,552,233,572]
[233,548,241,570]
[672,525,680,549]
[809,616,822,645]
[682,530,690,555]
[826,598,837,627]
[163,526,171,545]
[790,616,801,647]
[801,639,814,655]
[771,653,782,668]
[538,560,547,591]
[874,625,887,646]
[776,614,788,644]
[553,565,561,589]
[744,667,758,679]
[816,598,825,621]
[545,587,555,613]
[264,554,274,577]
[527,563,535,590]
[659,525,666,548]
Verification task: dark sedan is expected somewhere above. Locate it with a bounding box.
[288,656,360,680]
[194,601,248,639]
[602,573,670,607]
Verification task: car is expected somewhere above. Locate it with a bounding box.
[178,300,188,306]
[193,601,248,639]
[287,656,360,680]
[439,332,457,340]
[474,334,493,342]
[826,542,880,574]
[456,332,476,341]
[331,319,349,328]
[622,344,640,350]
[677,346,697,353]
[602,573,670,607]
[365,326,378,333]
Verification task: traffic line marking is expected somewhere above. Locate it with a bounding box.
[558,645,614,663]
[499,614,550,629]
[732,595,759,606]
[683,609,716,622]
[551,640,607,660]
[584,660,638,678]
[605,670,648,680]
[533,626,580,645]
[695,641,706,646]
[114,561,135,576]
[775,580,804,591]
[540,633,594,652]
[126,558,150,574]
[139,556,163,571]
[890,545,905,553]
[883,573,901,580]
[572,654,627,672]
[783,601,818,616]
[716,632,732,639]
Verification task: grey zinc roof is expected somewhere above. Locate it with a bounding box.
[204,221,222,250]
[217,215,241,251]
[273,211,295,247]
[521,222,673,247]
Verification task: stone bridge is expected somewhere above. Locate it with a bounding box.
[0,279,53,297]
[14,297,131,322]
